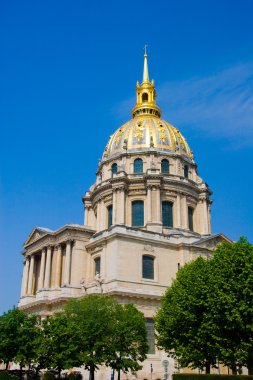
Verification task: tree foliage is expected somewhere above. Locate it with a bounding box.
[38,312,83,376]
[208,238,253,374]
[106,303,149,380]
[0,308,24,368]
[155,257,216,373]
[155,238,253,374]
[64,295,118,380]
[64,294,148,380]
[0,308,40,370]
[0,296,148,379]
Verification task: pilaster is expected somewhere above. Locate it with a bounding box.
[44,246,52,289]
[38,248,46,290]
[27,255,35,295]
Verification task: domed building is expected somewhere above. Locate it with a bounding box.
[19,52,229,379]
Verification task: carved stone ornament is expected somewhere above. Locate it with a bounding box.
[143,245,154,252]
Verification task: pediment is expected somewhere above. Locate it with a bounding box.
[24,227,52,246]
[194,233,232,250]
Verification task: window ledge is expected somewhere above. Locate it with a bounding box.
[142,278,157,284]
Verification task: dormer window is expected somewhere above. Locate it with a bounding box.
[161,159,170,174]
[112,163,118,175]
[142,92,148,102]
[184,165,189,178]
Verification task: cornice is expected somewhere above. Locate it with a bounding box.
[86,225,205,251]
[23,224,95,253]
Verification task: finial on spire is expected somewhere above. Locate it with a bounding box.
[143,44,149,83]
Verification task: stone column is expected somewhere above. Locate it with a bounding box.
[156,186,161,222]
[27,255,35,295]
[21,257,30,296]
[38,248,46,290]
[181,195,188,229]
[84,200,93,226]
[112,191,117,225]
[44,246,52,289]
[175,194,181,228]
[208,205,211,234]
[202,199,209,234]
[64,240,72,286]
[100,200,106,230]
[147,186,152,222]
[84,205,88,225]
[96,201,101,231]
[55,244,62,287]
[118,189,125,225]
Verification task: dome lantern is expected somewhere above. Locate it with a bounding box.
[131,48,162,118]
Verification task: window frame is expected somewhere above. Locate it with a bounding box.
[188,206,194,231]
[94,257,101,276]
[142,92,148,102]
[161,159,170,174]
[132,200,144,227]
[133,158,143,174]
[184,164,189,178]
[162,201,173,227]
[111,163,118,175]
[107,205,113,228]
[142,255,155,280]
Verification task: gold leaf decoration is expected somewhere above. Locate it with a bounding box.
[158,124,167,142]
[134,122,144,142]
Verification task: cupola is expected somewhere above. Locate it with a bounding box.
[131,47,162,118]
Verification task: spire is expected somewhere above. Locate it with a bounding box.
[131,47,162,119]
[143,44,149,83]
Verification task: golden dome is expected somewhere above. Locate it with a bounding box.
[103,49,192,161]
[103,116,192,159]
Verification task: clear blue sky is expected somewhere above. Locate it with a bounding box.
[1,0,253,314]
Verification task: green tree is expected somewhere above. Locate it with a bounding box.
[15,313,41,371]
[207,238,253,374]
[64,295,118,380]
[38,312,83,377]
[106,303,149,380]
[65,295,148,380]
[155,257,217,373]
[0,308,28,369]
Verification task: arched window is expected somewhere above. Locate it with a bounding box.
[161,159,170,174]
[142,255,154,279]
[184,165,189,178]
[111,163,117,175]
[142,92,148,102]
[132,200,144,227]
[108,205,113,228]
[134,158,143,174]
[94,257,101,275]
[162,201,173,227]
[188,207,194,231]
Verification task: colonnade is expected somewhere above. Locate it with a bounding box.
[21,240,73,297]
[84,184,210,235]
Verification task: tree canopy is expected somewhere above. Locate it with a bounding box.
[0,295,148,380]
[64,294,148,380]
[155,238,253,375]
[106,303,149,380]
[155,256,216,373]
[38,312,83,375]
[0,308,40,370]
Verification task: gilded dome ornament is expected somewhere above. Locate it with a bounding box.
[102,51,192,161]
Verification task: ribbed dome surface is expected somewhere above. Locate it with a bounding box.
[103,116,192,160]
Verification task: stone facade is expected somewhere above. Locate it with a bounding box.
[18,53,230,379]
